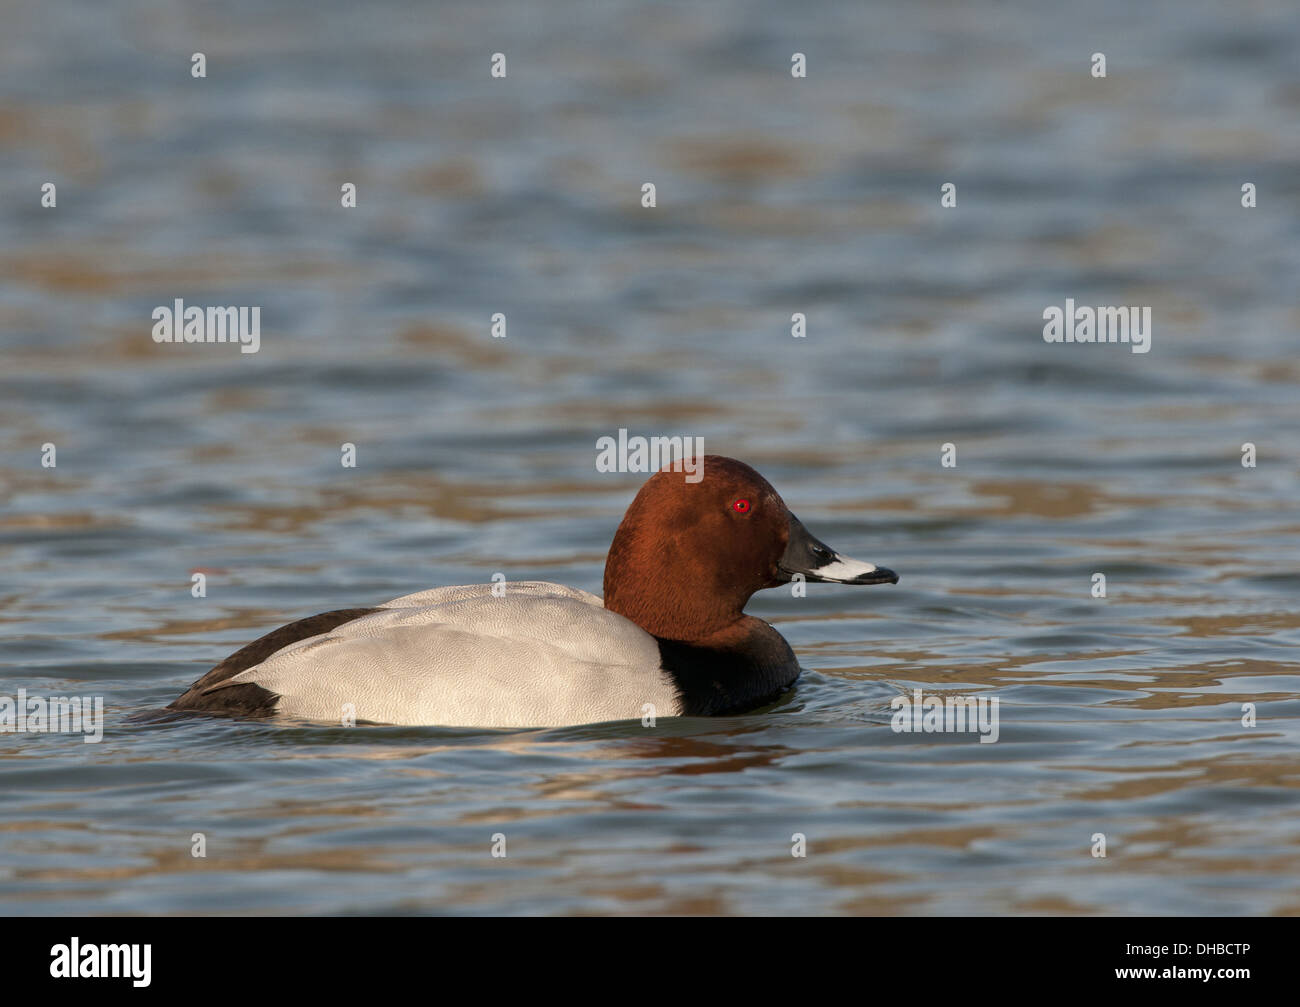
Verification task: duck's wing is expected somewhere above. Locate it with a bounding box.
[168,607,382,717]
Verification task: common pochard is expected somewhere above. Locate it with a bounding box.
[169,456,898,726]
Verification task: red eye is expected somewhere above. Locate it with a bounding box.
[732,498,751,514]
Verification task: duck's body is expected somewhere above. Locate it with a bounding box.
[169,457,897,727]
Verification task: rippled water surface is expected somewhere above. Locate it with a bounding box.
[2,0,1299,915]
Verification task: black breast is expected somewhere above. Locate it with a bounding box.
[656,620,801,716]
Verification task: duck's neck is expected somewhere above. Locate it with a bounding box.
[604,561,747,641]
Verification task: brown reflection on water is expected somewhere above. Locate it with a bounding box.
[1,246,347,296]
[1073,756,1300,801]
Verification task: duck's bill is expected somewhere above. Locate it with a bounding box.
[776,513,899,586]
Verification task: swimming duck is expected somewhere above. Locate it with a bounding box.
[169,456,897,726]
